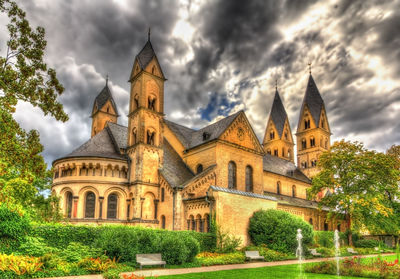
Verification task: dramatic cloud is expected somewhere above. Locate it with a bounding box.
[2,0,400,166]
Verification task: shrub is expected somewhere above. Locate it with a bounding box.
[59,242,103,263]
[102,265,133,279]
[354,239,385,248]
[248,209,313,254]
[0,204,31,243]
[214,224,241,253]
[159,233,200,265]
[314,231,347,248]
[78,256,117,273]
[0,253,43,276]
[17,236,57,257]
[316,247,334,257]
[195,252,245,266]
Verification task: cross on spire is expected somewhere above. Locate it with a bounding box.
[148,27,151,41]
[106,74,109,86]
[275,79,278,91]
[308,62,312,75]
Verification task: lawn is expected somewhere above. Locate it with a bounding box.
[154,264,362,279]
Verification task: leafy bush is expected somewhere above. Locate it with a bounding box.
[354,239,385,248]
[59,242,102,263]
[0,204,30,243]
[244,245,292,261]
[214,224,241,253]
[102,265,133,279]
[248,209,313,254]
[316,247,334,257]
[195,252,245,266]
[17,236,57,257]
[0,253,43,276]
[159,233,199,265]
[78,256,117,273]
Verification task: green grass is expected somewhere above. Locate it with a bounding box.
[153,264,362,279]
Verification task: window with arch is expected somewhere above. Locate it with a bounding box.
[161,188,165,202]
[134,95,139,109]
[274,149,278,156]
[301,138,307,149]
[270,130,275,140]
[151,65,156,75]
[311,159,317,167]
[304,119,311,129]
[228,161,237,189]
[277,181,281,195]
[310,136,315,147]
[292,185,296,197]
[146,130,155,145]
[107,193,118,219]
[301,161,308,168]
[324,222,329,231]
[196,164,203,174]
[66,192,73,218]
[148,97,156,111]
[132,128,137,144]
[309,218,313,225]
[106,106,110,113]
[161,215,166,229]
[267,149,271,155]
[245,165,253,192]
[288,149,291,158]
[337,223,341,232]
[321,115,325,129]
[284,130,288,140]
[282,147,285,157]
[85,191,96,218]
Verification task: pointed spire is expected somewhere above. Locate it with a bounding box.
[269,87,288,138]
[301,74,325,127]
[93,81,119,116]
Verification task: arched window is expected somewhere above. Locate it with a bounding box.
[245,166,253,192]
[324,222,329,231]
[304,119,310,129]
[85,191,95,218]
[132,128,137,144]
[228,161,237,189]
[270,130,275,140]
[282,148,285,157]
[161,215,166,229]
[309,218,313,225]
[107,193,118,219]
[337,224,341,232]
[66,192,73,218]
[277,181,281,195]
[284,130,288,140]
[147,130,155,145]
[134,95,139,109]
[152,65,156,74]
[161,188,165,202]
[106,106,110,113]
[274,149,278,156]
[148,97,156,111]
[292,185,296,197]
[310,136,315,147]
[196,164,203,174]
[302,138,307,149]
[267,149,271,155]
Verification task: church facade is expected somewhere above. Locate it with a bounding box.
[51,37,344,244]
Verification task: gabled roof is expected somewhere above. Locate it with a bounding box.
[301,75,325,127]
[136,40,156,70]
[92,84,118,116]
[269,89,288,138]
[54,128,127,163]
[262,191,329,211]
[263,154,311,183]
[160,140,194,187]
[165,111,242,150]
[107,122,128,150]
[209,186,277,202]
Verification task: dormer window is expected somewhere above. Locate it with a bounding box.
[284,131,288,140]
[151,65,156,74]
[202,132,211,141]
[304,119,310,129]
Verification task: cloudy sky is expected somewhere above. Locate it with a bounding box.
[2,0,400,166]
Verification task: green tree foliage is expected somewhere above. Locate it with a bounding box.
[248,209,313,254]
[308,140,400,244]
[0,0,68,217]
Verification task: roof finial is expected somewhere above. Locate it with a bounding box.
[275,79,278,92]
[308,61,312,75]
[106,74,109,86]
[148,27,151,41]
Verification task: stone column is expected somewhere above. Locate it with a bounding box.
[72,196,79,218]
[173,189,183,230]
[99,197,104,219]
[140,197,145,219]
[76,164,81,176]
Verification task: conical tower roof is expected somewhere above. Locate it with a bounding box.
[269,89,288,138]
[301,74,325,127]
[92,82,118,116]
[136,40,156,70]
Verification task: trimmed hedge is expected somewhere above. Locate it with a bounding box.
[248,209,313,254]
[354,239,386,248]
[30,224,212,264]
[314,231,347,248]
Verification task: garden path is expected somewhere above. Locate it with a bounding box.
[43,253,394,279]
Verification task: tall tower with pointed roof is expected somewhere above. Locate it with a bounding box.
[263,88,294,162]
[91,80,119,137]
[126,33,166,219]
[296,74,331,178]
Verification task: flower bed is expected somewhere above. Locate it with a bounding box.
[305,256,400,278]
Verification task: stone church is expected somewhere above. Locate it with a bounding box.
[51,36,343,244]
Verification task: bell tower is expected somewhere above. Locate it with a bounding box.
[91,79,118,137]
[296,74,331,178]
[126,32,166,219]
[263,87,294,162]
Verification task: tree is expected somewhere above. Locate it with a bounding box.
[308,140,400,245]
[0,0,68,217]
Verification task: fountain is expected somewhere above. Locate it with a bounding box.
[334,229,340,276]
[296,228,306,278]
